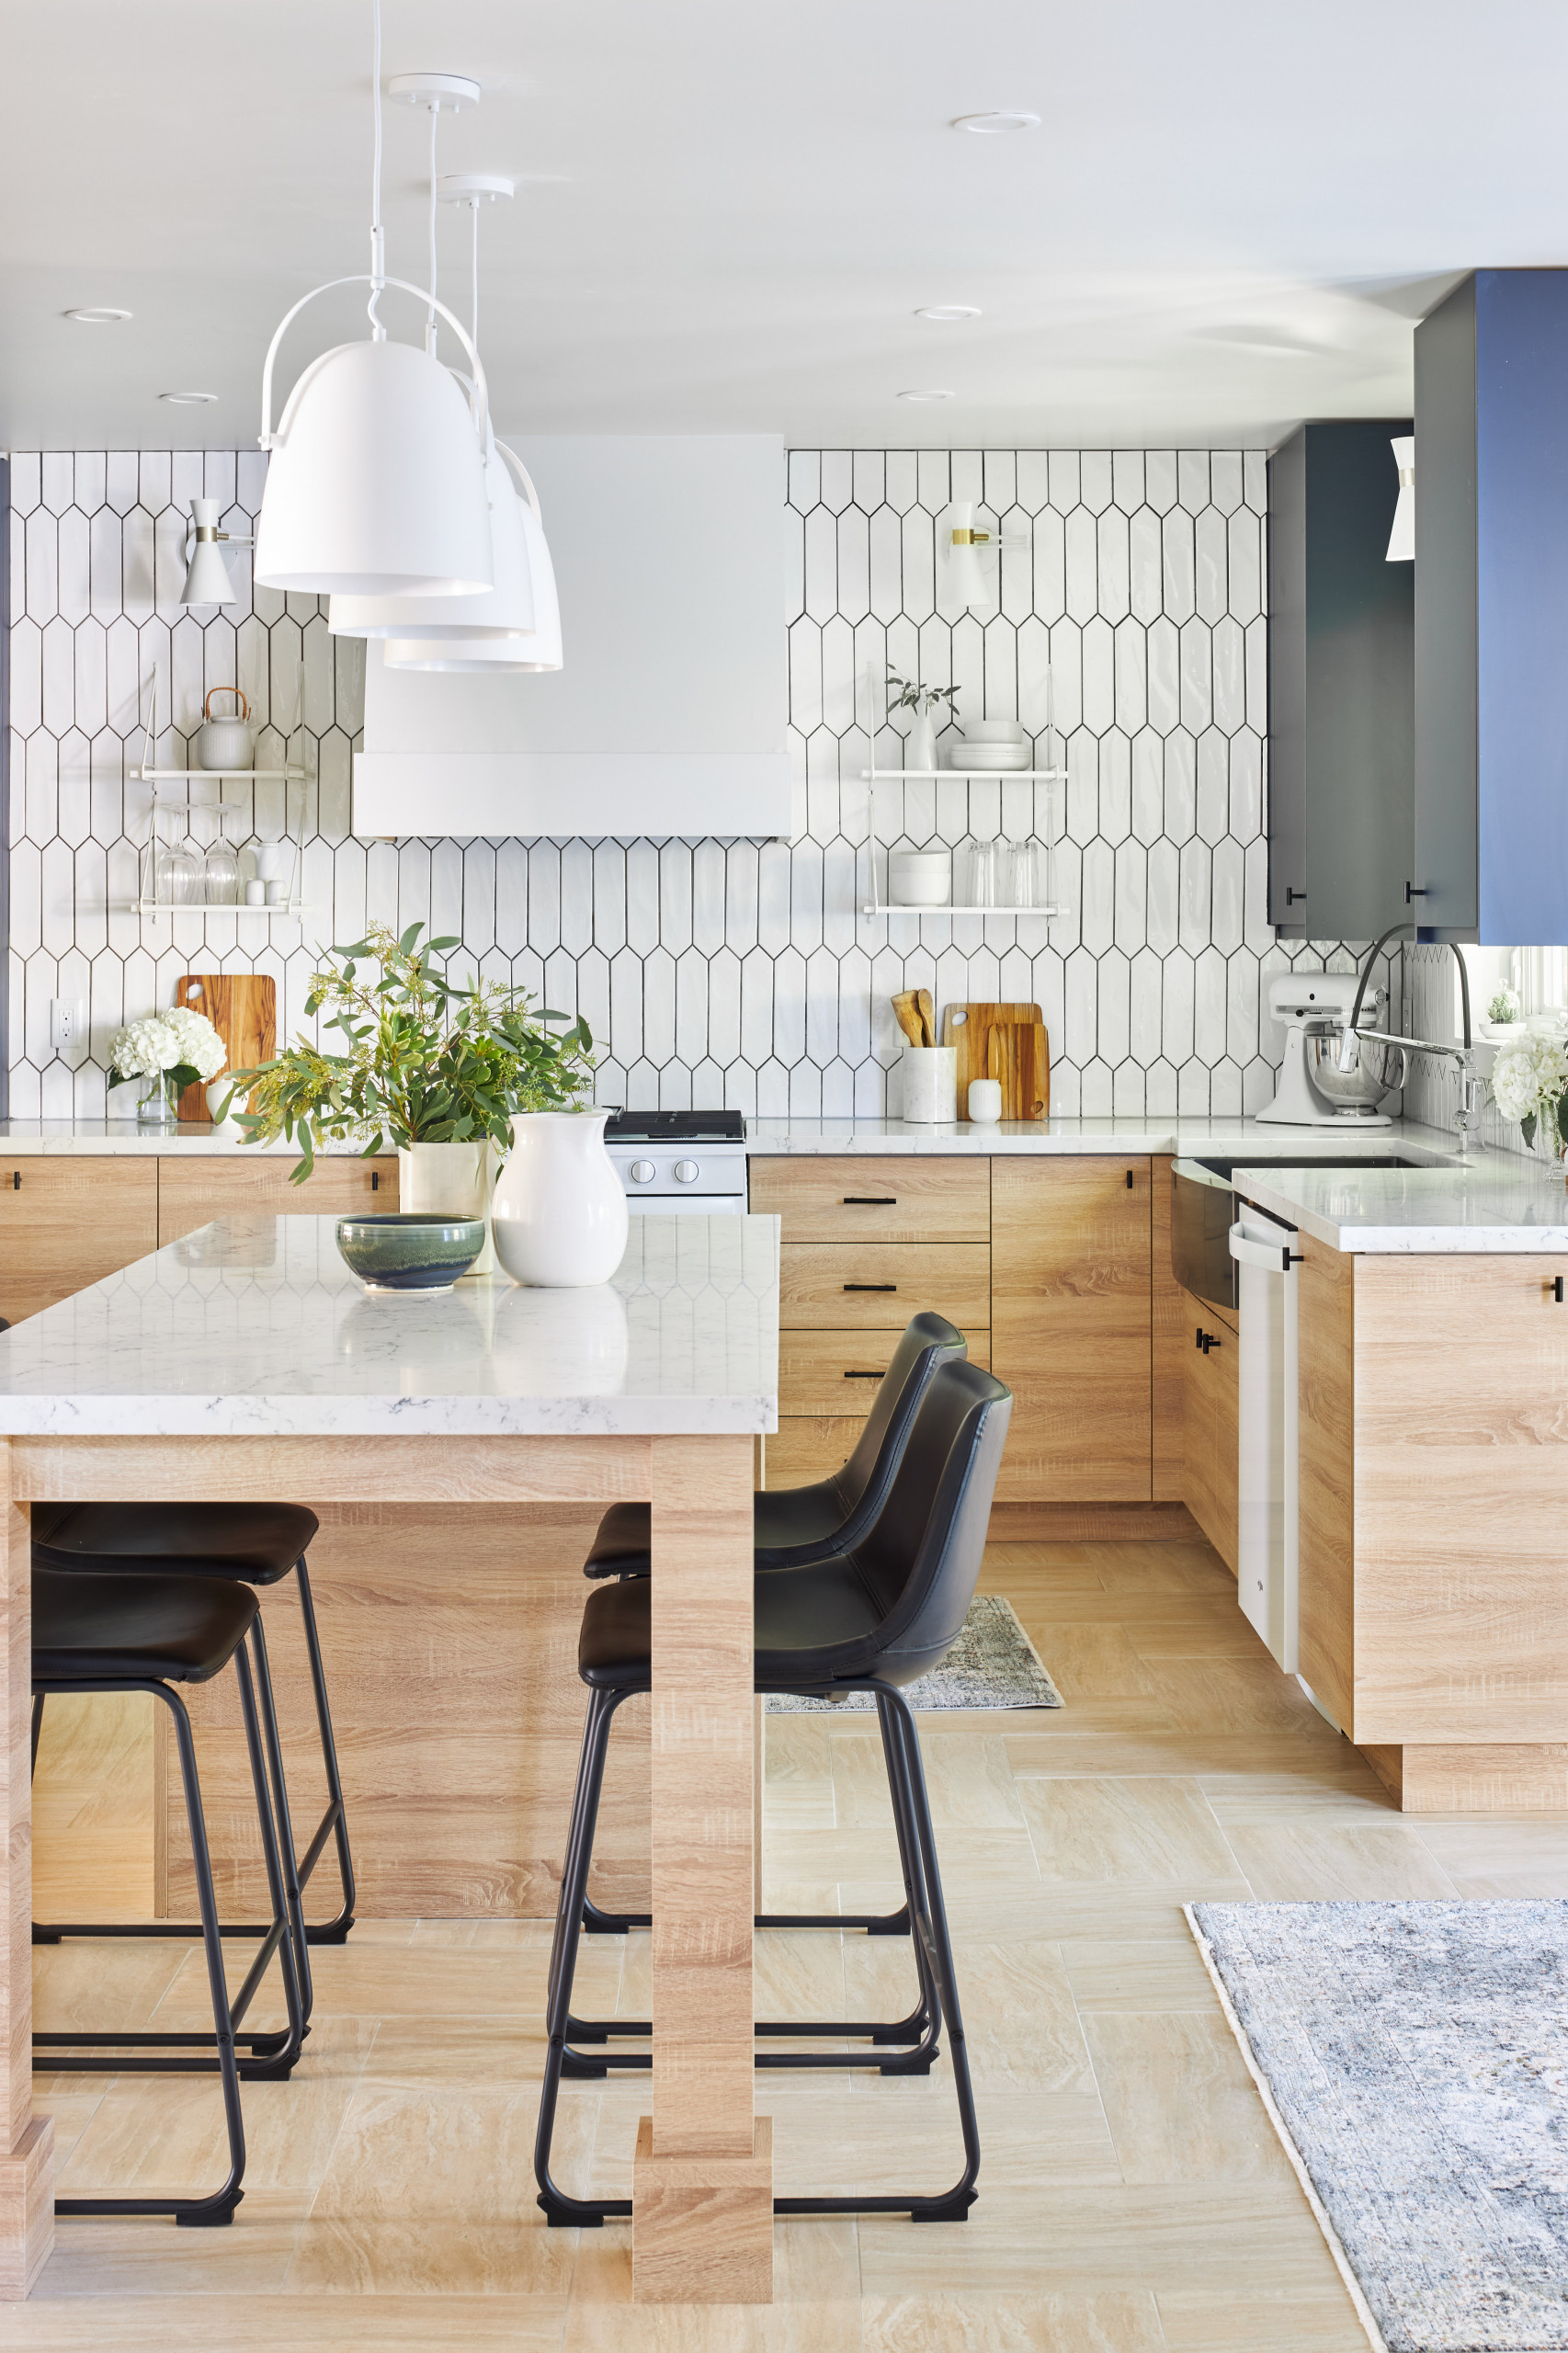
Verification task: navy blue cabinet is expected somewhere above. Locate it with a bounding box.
[1414,269,1568,944]
[1267,423,1414,941]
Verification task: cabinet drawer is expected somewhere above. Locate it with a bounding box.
[0,1158,159,1324]
[779,1244,990,1332]
[158,1154,399,1246]
[780,1327,991,1417]
[749,1157,990,1245]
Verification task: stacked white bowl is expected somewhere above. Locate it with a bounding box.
[946,719,1030,772]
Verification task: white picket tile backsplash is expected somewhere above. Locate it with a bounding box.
[6,445,1392,1121]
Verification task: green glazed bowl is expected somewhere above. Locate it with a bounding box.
[335,1213,487,1294]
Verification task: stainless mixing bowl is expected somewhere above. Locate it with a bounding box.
[1305,1027,1410,1110]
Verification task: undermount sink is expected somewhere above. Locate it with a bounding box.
[1188,1153,1438,1182]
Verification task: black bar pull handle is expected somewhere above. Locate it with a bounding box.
[844,1369,886,1381]
[1554,1277,1564,1304]
[1284,887,1306,905]
[843,1196,896,1205]
[1405,881,1428,903]
[1195,1326,1205,1350]
[9,1172,18,1191]
[1126,1170,1134,1189]
[844,1283,897,1292]
[370,1170,380,1191]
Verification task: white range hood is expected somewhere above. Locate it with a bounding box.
[353,435,791,838]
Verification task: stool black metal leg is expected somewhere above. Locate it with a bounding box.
[231,1637,308,2079]
[245,1617,315,2029]
[290,1555,357,1943]
[536,1687,633,2228]
[51,1682,247,2226]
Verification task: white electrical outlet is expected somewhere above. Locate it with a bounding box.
[51,998,85,1053]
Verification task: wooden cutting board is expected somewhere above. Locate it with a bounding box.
[941,1002,1042,1119]
[987,1019,1051,1120]
[174,973,277,1122]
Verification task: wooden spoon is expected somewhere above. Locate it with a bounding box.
[891,990,926,1047]
[915,988,936,1047]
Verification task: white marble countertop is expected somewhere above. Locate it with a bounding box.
[1231,1157,1568,1254]
[0,1212,780,1438]
[0,1120,373,1158]
[743,1115,1470,1160]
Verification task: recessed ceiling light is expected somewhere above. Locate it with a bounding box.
[898,389,955,404]
[951,111,1040,134]
[64,306,131,324]
[159,391,219,405]
[915,305,982,323]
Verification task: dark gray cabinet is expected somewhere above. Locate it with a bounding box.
[1267,422,1414,940]
[1414,269,1568,944]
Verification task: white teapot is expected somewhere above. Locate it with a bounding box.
[194,688,256,772]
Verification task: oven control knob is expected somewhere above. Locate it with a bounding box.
[629,1159,656,1184]
[673,1159,700,1184]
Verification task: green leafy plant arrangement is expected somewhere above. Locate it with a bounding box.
[885,664,960,719]
[224,922,597,1183]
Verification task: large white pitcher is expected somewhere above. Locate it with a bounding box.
[490,1110,629,1288]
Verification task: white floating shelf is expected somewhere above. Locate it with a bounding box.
[130,901,313,918]
[862,903,1062,918]
[133,767,306,784]
[861,767,1067,782]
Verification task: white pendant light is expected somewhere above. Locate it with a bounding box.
[252,0,493,598]
[1387,436,1415,562]
[180,498,246,607]
[383,441,561,669]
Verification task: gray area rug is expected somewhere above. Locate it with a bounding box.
[766,1593,1062,1713]
[1190,1900,1568,2353]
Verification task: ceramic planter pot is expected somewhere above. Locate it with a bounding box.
[397,1140,498,1275]
[490,1110,629,1288]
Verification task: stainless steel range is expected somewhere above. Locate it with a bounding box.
[603,1110,747,1213]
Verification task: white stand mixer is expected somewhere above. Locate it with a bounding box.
[1255,972,1393,1126]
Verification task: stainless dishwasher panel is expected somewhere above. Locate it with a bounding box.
[1170,1162,1240,1313]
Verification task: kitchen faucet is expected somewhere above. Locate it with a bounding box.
[1340,925,1483,1144]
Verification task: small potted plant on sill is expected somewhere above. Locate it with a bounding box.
[225,924,624,1283]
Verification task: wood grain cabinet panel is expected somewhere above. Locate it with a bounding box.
[157,1154,399,1245]
[778,1243,991,1333]
[1178,1290,1238,1575]
[779,1327,990,1417]
[0,1158,159,1324]
[762,1416,866,1491]
[748,1156,989,1245]
[1151,1157,1186,1502]
[990,1158,1153,1502]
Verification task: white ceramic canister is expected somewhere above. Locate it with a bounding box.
[490,1109,630,1288]
[902,1045,958,1124]
[206,1077,246,1137]
[398,1139,498,1277]
[966,1077,1003,1124]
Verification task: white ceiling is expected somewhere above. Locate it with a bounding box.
[0,0,1561,454]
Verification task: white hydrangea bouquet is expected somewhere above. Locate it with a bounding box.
[1490,1029,1568,1159]
[107,1006,227,1124]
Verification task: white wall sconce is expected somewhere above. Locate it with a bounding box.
[941,501,1029,615]
[180,499,253,607]
[1387,436,1415,561]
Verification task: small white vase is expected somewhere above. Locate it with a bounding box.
[206,1078,246,1137]
[398,1140,498,1276]
[906,708,937,774]
[490,1111,630,1289]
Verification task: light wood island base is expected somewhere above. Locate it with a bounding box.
[632,2116,774,2303]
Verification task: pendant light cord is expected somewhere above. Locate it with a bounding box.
[471,197,480,349]
[425,102,439,356]
[368,0,386,336]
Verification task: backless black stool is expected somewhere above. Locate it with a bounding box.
[576,1309,968,1940]
[535,1358,1012,2229]
[31,1564,304,2225]
[30,1502,356,1954]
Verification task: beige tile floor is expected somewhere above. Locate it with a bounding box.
[20,1532,1566,2348]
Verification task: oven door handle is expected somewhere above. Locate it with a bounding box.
[1228,1222,1299,1277]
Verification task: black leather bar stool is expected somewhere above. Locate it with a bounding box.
[32,1563,304,2226]
[30,1502,356,1951]
[534,1358,1012,2229]
[583,1309,968,1580]
[577,1310,968,1940]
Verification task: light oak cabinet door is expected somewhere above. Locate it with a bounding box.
[990,1158,1153,1502]
[0,1158,159,1324]
[158,1154,399,1245]
[1179,1291,1238,1574]
[780,1327,991,1416]
[779,1243,991,1334]
[749,1156,990,1245]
